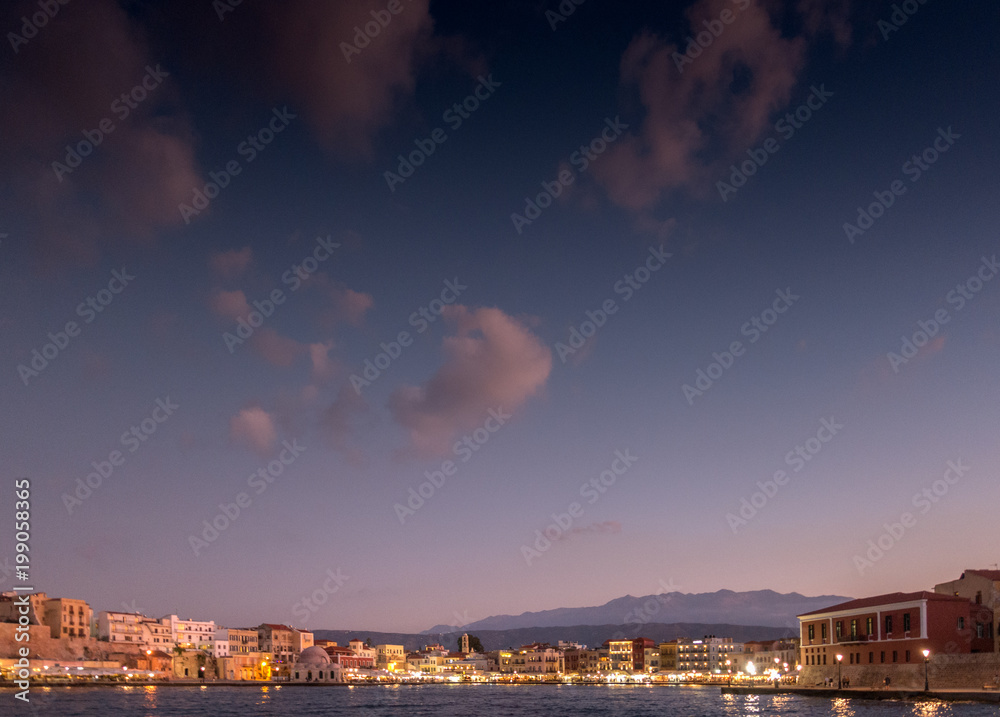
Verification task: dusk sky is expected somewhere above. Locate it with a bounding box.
[2,0,998,634]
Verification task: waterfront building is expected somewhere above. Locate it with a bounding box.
[5,593,94,640]
[347,638,375,663]
[632,637,658,672]
[605,639,634,671]
[216,650,269,680]
[375,644,406,671]
[163,614,216,650]
[98,611,174,649]
[658,640,678,671]
[42,598,92,639]
[257,623,301,668]
[578,647,611,673]
[798,591,994,670]
[214,627,259,658]
[409,646,446,673]
[520,643,564,674]
[291,645,342,682]
[935,569,1000,653]
[739,638,799,676]
[676,636,742,673]
[323,644,376,669]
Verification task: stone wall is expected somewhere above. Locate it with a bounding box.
[0,623,146,661]
[800,653,1000,690]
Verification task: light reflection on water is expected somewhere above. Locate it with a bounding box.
[141,685,157,711]
[12,685,1000,716]
[832,696,858,717]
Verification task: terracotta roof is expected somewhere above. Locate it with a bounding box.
[965,570,1000,581]
[798,591,970,617]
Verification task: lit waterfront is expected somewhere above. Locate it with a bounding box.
[10,683,1000,717]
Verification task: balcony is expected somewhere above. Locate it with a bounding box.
[837,634,869,644]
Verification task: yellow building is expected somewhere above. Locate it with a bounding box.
[43,597,92,639]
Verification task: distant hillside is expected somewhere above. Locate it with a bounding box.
[312,622,798,653]
[423,589,851,634]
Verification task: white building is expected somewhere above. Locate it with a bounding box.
[165,614,216,650]
[98,611,175,650]
[676,636,743,673]
[292,645,342,683]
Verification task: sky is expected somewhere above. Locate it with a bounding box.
[1,0,998,634]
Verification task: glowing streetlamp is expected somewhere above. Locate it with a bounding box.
[835,654,842,689]
[922,649,930,691]
[725,659,731,686]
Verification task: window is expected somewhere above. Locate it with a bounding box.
[869,652,874,663]
[822,654,827,665]
[976,591,982,605]
[849,654,854,664]
[880,651,885,663]
[836,622,842,638]
[905,650,910,662]
[885,615,893,634]
[867,617,874,636]
[821,624,828,640]
[977,623,985,638]
[851,619,858,639]
[892,651,898,663]
[958,617,965,630]
[903,613,911,632]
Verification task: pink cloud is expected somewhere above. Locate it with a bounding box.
[309,341,340,384]
[209,289,251,321]
[592,0,825,209]
[0,0,202,270]
[389,306,552,456]
[249,328,307,368]
[305,274,374,328]
[230,406,278,455]
[214,0,435,156]
[209,248,254,281]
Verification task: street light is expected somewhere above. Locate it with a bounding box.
[835,654,843,689]
[725,659,731,686]
[922,649,930,691]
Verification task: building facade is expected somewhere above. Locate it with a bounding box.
[42,597,93,639]
[166,614,216,650]
[257,624,299,667]
[798,591,994,671]
[676,637,742,673]
[376,644,406,671]
[98,611,175,649]
[935,569,1000,653]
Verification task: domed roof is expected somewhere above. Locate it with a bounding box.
[297,646,332,665]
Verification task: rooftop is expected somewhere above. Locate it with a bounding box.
[799,591,972,617]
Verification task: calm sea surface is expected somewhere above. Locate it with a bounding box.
[15,684,1000,716]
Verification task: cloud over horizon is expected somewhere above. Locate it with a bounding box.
[389,305,552,457]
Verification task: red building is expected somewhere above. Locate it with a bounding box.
[798,591,994,669]
[322,645,375,669]
[631,637,656,671]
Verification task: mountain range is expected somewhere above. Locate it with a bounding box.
[423,589,851,634]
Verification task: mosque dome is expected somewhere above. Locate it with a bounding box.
[297,646,332,665]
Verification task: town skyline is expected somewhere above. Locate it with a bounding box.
[2,0,999,634]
